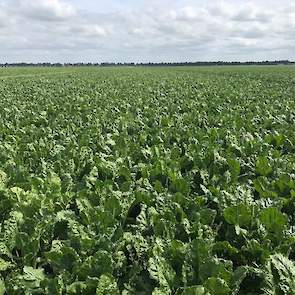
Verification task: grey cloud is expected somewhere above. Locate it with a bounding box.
[232,9,272,23]
[69,25,111,37]
[19,0,76,21]
[167,6,207,22]
[0,7,13,29]
[0,0,294,62]
[0,14,7,28]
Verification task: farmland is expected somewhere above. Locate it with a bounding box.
[0,66,294,294]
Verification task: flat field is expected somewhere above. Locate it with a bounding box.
[0,66,294,294]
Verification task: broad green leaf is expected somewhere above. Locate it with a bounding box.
[148,256,176,288]
[43,276,64,295]
[253,177,278,199]
[21,266,45,290]
[199,257,232,283]
[213,241,239,256]
[230,266,248,295]
[170,178,190,195]
[191,238,212,281]
[200,209,216,225]
[256,157,272,176]
[263,254,295,295]
[104,195,122,217]
[47,171,61,192]
[176,286,211,295]
[152,287,171,295]
[224,204,252,228]
[260,207,287,234]
[228,158,240,181]
[96,275,120,295]
[0,258,13,271]
[204,277,230,295]
[0,278,5,295]
[46,243,80,272]
[78,250,113,280]
[0,170,7,189]
[67,281,87,294]
[23,266,45,282]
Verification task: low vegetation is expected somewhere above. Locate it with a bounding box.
[0,66,294,294]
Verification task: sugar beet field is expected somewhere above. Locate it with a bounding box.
[0,66,294,294]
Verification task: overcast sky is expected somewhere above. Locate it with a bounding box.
[0,0,294,63]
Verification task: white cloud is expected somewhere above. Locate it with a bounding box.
[168,6,205,21]
[0,12,7,28]
[20,0,76,21]
[232,6,272,23]
[0,0,294,62]
[0,3,12,29]
[71,24,110,37]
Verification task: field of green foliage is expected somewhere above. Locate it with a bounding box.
[0,66,294,294]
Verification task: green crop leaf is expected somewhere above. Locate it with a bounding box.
[0,278,5,295]
[259,207,288,234]
[78,250,113,280]
[148,256,175,289]
[256,157,272,176]
[224,204,252,228]
[228,158,240,181]
[0,258,14,271]
[66,281,87,294]
[176,285,211,295]
[213,241,239,256]
[253,177,278,199]
[43,276,64,295]
[263,254,295,295]
[104,195,122,218]
[0,64,294,295]
[170,178,190,195]
[46,242,80,272]
[191,238,212,283]
[23,266,45,282]
[1,210,23,251]
[0,170,7,190]
[152,287,171,295]
[199,257,232,283]
[96,274,119,295]
[199,209,216,225]
[204,277,230,295]
[230,266,248,295]
[47,171,61,192]
[20,266,45,291]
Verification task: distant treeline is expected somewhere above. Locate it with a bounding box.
[0,60,294,67]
